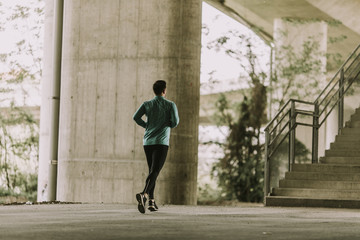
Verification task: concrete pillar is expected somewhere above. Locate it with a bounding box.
[273,18,328,159]
[38,0,201,205]
[37,0,54,201]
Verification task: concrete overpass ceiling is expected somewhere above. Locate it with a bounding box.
[306,0,360,36]
[205,0,360,60]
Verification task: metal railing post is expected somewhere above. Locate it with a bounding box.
[289,101,296,171]
[48,0,64,201]
[338,68,345,133]
[312,102,319,163]
[264,130,270,197]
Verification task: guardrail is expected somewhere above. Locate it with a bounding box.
[264,43,360,196]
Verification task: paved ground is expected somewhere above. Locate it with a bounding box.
[1,203,360,240]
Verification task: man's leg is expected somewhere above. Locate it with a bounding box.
[136,145,154,214]
[142,145,168,200]
[144,146,155,199]
[137,145,168,213]
[147,145,168,211]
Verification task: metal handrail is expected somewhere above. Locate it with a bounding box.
[265,99,314,131]
[264,43,360,197]
[265,99,291,131]
[315,44,360,103]
[318,53,360,110]
[269,108,291,136]
[318,57,360,120]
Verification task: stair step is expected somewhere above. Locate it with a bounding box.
[336,135,360,141]
[266,196,360,208]
[291,164,360,173]
[320,156,360,164]
[285,171,360,181]
[279,179,360,190]
[325,150,360,157]
[330,141,360,149]
[351,114,360,121]
[340,127,360,135]
[266,106,360,209]
[345,120,360,128]
[272,188,360,200]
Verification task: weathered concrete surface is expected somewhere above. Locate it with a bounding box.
[1,204,360,240]
[39,0,202,204]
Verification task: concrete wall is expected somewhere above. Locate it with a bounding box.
[39,0,202,205]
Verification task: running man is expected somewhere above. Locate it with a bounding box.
[133,80,179,214]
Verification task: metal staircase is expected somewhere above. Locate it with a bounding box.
[264,44,360,208]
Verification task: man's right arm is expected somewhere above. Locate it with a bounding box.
[133,104,147,128]
[169,102,179,128]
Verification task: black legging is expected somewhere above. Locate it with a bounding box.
[142,144,169,199]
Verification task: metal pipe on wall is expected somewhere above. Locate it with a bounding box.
[48,0,64,201]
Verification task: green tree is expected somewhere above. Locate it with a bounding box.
[207,33,268,202]
[0,0,43,202]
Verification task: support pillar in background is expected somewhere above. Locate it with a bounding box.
[38,0,202,205]
[37,0,54,201]
[273,18,328,160]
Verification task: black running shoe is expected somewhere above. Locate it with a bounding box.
[153,201,158,210]
[136,193,147,214]
[148,199,158,212]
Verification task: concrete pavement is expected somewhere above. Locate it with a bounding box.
[1,203,360,240]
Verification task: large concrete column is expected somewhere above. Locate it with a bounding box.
[38,0,201,204]
[37,0,54,201]
[273,18,328,159]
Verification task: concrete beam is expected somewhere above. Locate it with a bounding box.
[205,0,360,61]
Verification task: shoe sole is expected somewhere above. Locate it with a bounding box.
[148,206,158,212]
[149,201,159,211]
[136,194,145,214]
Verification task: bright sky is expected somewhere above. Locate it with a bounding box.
[200,2,270,94]
[0,0,44,106]
[201,2,245,83]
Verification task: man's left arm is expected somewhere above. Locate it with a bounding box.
[133,104,147,128]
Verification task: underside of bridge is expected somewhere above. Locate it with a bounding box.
[205,0,360,56]
[38,0,360,205]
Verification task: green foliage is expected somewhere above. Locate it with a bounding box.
[197,183,222,204]
[207,31,268,80]
[206,32,268,202]
[281,17,342,27]
[272,20,347,106]
[272,36,326,107]
[213,87,266,202]
[0,0,44,94]
[0,0,43,202]
[0,103,39,201]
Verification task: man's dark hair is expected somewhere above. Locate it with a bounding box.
[153,80,166,95]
